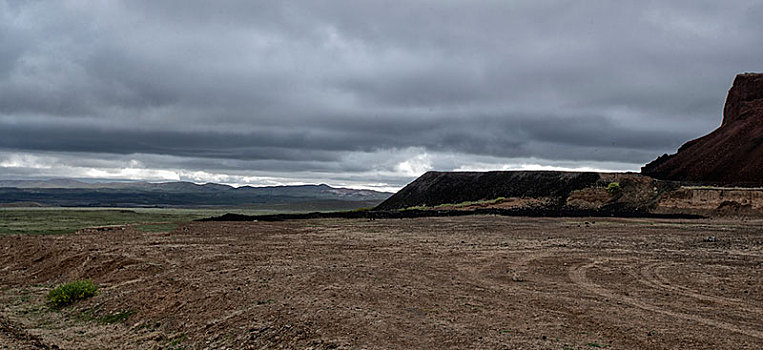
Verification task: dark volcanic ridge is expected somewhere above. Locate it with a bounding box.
[642,72,763,185]
[374,171,601,211]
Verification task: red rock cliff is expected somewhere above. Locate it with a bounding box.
[642,73,763,185]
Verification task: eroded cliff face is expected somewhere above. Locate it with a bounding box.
[722,73,763,126]
[657,187,763,211]
[642,73,763,185]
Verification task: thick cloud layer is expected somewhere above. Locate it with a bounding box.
[1,1,762,190]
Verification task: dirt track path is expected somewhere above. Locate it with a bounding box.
[569,259,763,341]
[1,216,762,349]
[0,314,49,349]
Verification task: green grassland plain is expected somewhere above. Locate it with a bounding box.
[0,207,280,236]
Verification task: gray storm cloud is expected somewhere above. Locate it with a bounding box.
[1,0,762,189]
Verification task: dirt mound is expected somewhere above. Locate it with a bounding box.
[375,171,600,210]
[642,73,763,185]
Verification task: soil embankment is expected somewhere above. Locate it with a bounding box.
[655,186,763,217]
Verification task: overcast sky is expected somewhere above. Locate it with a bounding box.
[1,1,762,191]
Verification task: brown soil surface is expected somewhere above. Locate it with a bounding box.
[1,217,762,349]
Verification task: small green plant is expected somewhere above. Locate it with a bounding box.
[606,182,621,195]
[47,280,98,307]
[586,342,602,348]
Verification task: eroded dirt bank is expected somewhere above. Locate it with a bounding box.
[1,217,762,349]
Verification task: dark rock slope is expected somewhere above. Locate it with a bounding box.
[374,171,600,210]
[642,73,763,185]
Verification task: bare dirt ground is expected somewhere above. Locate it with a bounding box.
[1,216,762,349]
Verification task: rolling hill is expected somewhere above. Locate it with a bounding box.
[0,179,391,209]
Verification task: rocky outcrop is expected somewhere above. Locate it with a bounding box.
[642,73,763,184]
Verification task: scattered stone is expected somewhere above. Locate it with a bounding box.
[704,236,717,242]
[511,273,524,282]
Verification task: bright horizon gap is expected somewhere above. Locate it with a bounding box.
[0,161,643,194]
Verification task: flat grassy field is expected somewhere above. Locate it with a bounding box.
[0,207,277,235]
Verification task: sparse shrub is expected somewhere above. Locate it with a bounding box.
[47,279,98,307]
[606,182,621,195]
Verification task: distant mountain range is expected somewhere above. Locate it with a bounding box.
[0,179,392,209]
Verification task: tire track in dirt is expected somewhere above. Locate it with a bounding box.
[460,249,556,289]
[569,260,763,340]
[0,314,50,349]
[639,262,763,315]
